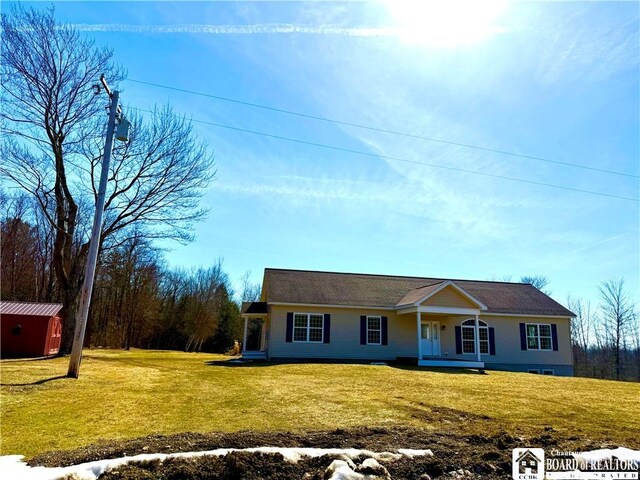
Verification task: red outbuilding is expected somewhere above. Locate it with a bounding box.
[0,301,63,358]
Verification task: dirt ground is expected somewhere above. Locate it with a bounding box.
[28,426,633,480]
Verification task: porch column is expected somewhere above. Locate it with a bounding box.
[417,310,422,360]
[474,313,481,362]
[242,316,248,353]
[260,319,267,351]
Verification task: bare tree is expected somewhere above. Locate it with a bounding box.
[77,107,214,248]
[567,295,595,376]
[629,311,640,382]
[598,278,636,380]
[239,270,262,302]
[488,274,513,282]
[1,6,214,351]
[88,234,161,349]
[181,263,229,352]
[1,6,124,335]
[521,275,551,295]
[1,194,38,300]
[1,191,56,302]
[631,313,640,382]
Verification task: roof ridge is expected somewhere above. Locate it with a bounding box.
[411,281,446,290]
[264,268,530,285]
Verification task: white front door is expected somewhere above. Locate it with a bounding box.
[421,321,441,357]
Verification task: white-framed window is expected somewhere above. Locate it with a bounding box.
[293,313,324,343]
[461,319,489,355]
[367,316,381,345]
[542,369,554,375]
[526,323,552,351]
[527,369,540,374]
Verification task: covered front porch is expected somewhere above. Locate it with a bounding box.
[395,281,488,369]
[399,309,486,368]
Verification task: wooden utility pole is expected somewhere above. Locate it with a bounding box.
[68,76,126,378]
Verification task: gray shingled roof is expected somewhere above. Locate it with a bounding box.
[396,281,447,307]
[263,269,574,316]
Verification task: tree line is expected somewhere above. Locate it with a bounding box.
[568,279,639,382]
[1,191,261,353]
[510,275,639,382]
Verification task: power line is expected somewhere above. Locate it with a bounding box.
[126,78,639,179]
[128,106,639,202]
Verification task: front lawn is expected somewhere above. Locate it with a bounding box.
[1,349,638,457]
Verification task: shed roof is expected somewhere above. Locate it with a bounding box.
[0,301,63,317]
[263,269,574,317]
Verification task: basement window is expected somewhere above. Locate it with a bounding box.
[542,369,554,375]
[527,369,540,374]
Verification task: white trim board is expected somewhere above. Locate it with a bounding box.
[420,306,481,315]
[268,302,395,310]
[482,313,574,319]
[418,359,484,368]
[398,306,481,315]
[266,303,573,318]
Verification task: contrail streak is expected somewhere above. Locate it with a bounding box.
[69,23,400,36]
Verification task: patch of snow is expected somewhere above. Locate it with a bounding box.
[359,457,390,477]
[361,458,382,469]
[325,456,393,480]
[397,449,433,457]
[335,454,357,469]
[0,447,433,480]
[326,459,365,480]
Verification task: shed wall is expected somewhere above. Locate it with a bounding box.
[0,314,60,357]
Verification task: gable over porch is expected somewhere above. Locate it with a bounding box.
[395,280,488,368]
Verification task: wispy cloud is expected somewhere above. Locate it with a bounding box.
[529,12,639,84]
[70,23,402,37]
[211,172,510,240]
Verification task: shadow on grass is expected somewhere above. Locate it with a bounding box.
[205,359,274,367]
[204,358,395,368]
[389,365,487,375]
[205,359,486,374]
[1,375,68,387]
[0,355,62,362]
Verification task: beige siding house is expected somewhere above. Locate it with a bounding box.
[241,269,575,376]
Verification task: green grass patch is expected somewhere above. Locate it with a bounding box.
[1,349,639,457]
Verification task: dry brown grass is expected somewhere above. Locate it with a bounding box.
[1,349,639,457]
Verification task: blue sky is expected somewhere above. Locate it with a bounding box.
[23,1,640,306]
